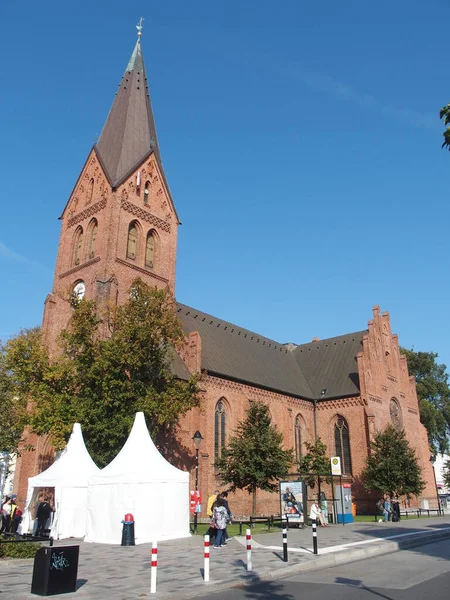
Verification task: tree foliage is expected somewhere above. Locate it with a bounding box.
[362,425,425,499]
[3,279,201,467]
[0,342,28,454]
[440,104,450,150]
[214,401,293,515]
[401,348,450,458]
[298,437,332,490]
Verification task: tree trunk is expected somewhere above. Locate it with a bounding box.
[252,488,257,516]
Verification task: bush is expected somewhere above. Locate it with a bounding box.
[0,541,41,559]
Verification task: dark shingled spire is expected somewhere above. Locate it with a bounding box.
[95,37,165,189]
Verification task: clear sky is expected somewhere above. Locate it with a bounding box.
[1,1,449,370]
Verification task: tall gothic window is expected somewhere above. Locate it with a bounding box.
[73,226,83,266]
[127,222,138,260]
[214,399,227,463]
[390,398,402,430]
[294,415,303,462]
[144,181,150,205]
[86,219,98,260]
[334,416,352,475]
[145,231,155,268]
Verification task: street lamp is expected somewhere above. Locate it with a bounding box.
[192,430,203,533]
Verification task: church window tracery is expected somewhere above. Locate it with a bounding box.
[72,226,83,266]
[145,231,155,268]
[214,399,227,463]
[86,219,98,260]
[127,222,138,260]
[390,398,402,430]
[334,416,352,475]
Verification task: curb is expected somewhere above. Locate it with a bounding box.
[158,527,450,600]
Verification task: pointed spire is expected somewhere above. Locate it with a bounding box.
[95,20,165,189]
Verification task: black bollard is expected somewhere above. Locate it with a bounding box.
[49,537,54,547]
[282,520,288,562]
[312,519,318,555]
[121,513,135,546]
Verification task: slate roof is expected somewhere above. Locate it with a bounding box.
[176,303,366,401]
[95,38,174,213]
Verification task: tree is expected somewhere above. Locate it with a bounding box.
[0,342,28,455]
[401,348,450,458]
[298,437,332,493]
[440,104,450,150]
[4,279,201,467]
[214,401,293,515]
[362,425,425,499]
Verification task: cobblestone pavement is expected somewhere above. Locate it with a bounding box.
[1,516,450,600]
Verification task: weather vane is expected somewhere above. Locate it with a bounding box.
[136,17,144,38]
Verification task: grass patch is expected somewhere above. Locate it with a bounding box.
[0,541,41,559]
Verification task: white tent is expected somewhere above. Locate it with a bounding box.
[22,423,100,539]
[85,412,190,544]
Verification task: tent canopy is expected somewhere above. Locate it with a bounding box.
[86,412,190,544]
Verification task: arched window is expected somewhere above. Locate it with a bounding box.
[214,399,227,462]
[145,231,155,268]
[294,415,303,462]
[72,226,83,266]
[390,398,402,430]
[87,178,94,205]
[144,181,150,205]
[86,219,98,260]
[127,222,138,260]
[334,416,352,475]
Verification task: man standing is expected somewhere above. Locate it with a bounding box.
[35,495,54,537]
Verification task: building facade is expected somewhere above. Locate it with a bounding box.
[13,32,438,516]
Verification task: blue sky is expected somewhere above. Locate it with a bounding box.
[1,1,449,371]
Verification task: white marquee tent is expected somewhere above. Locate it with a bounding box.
[85,412,190,544]
[21,423,100,539]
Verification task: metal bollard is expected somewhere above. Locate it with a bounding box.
[204,535,210,582]
[312,519,318,555]
[246,528,252,571]
[282,520,288,562]
[150,541,157,594]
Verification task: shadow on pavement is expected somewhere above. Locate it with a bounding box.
[236,572,296,600]
[335,577,394,600]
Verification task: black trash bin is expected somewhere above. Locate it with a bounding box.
[121,513,135,546]
[31,545,79,596]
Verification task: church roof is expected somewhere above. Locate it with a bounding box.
[95,36,171,196]
[176,303,366,401]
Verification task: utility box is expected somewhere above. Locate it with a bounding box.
[31,545,79,596]
[335,483,353,524]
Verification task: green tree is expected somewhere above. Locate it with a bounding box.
[443,459,450,489]
[440,104,450,149]
[362,425,425,499]
[214,401,293,515]
[401,348,450,458]
[298,437,332,494]
[5,279,201,467]
[0,342,27,454]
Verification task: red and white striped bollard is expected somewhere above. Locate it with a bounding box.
[246,528,252,571]
[204,534,210,582]
[150,541,157,594]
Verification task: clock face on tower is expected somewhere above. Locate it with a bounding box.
[73,281,86,300]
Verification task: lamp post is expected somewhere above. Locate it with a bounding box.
[192,430,203,533]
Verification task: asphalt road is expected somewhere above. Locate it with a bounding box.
[211,538,450,599]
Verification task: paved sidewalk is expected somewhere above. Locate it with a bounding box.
[1,516,450,600]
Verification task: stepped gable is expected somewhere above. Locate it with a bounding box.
[293,331,367,400]
[176,303,314,398]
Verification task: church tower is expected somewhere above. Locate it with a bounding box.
[42,24,179,352]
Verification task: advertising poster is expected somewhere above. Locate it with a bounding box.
[280,480,304,524]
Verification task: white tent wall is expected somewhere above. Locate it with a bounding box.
[86,481,189,544]
[21,423,99,539]
[85,412,191,544]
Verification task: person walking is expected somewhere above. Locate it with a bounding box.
[319,492,328,524]
[212,498,229,548]
[220,491,233,544]
[35,495,54,537]
[206,490,219,541]
[0,497,12,534]
[8,495,18,533]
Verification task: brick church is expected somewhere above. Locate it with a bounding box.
[13,29,437,516]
